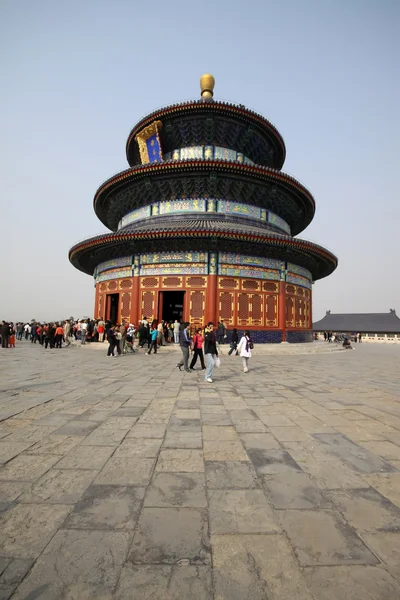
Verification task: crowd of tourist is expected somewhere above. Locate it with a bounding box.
[320,330,362,343]
[0,317,252,382]
[1,319,131,351]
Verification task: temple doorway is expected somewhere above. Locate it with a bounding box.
[106,293,119,324]
[160,291,185,323]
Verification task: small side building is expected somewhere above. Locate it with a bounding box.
[313,309,400,343]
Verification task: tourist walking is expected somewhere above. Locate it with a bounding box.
[119,321,127,354]
[190,327,206,370]
[64,320,71,346]
[177,322,192,372]
[97,318,105,342]
[31,324,39,344]
[204,322,218,383]
[1,321,10,348]
[16,323,24,341]
[138,322,150,348]
[44,323,56,349]
[173,319,180,343]
[9,327,16,348]
[228,328,239,355]
[55,323,64,348]
[106,326,117,357]
[86,319,94,342]
[146,325,159,355]
[163,321,169,344]
[157,320,165,346]
[79,320,87,344]
[217,320,226,344]
[36,324,43,344]
[237,330,253,373]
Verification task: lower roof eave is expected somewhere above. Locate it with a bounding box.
[69,230,338,281]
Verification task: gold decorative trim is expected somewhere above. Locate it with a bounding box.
[135,121,163,164]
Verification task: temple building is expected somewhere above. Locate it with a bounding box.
[313,309,400,343]
[69,75,338,342]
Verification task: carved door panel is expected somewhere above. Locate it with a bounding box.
[237,293,250,327]
[189,290,205,325]
[251,294,263,326]
[265,294,277,327]
[219,291,234,325]
[142,291,155,321]
[286,296,294,327]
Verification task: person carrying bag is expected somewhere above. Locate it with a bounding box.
[204,322,218,383]
[237,330,253,373]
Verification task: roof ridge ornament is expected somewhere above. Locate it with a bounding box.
[200,74,215,100]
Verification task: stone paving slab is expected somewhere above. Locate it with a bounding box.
[0,342,400,599]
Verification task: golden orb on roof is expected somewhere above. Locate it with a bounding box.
[200,74,215,98]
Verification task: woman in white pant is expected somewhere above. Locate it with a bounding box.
[237,330,252,373]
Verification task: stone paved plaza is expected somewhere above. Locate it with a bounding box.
[0,341,400,599]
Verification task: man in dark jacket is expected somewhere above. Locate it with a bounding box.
[176,322,192,373]
[106,326,117,357]
[204,322,218,383]
[217,320,226,344]
[44,324,56,349]
[138,323,150,348]
[1,321,10,348]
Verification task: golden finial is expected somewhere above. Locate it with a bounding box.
[200,74,215,98]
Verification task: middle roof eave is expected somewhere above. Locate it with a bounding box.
[93,160,315,235]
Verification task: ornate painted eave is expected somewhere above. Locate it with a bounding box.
[125,99,286,169]
[93,160,315,234]
[69,228,337,280]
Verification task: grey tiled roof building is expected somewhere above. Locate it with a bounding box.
[313,310,400,333]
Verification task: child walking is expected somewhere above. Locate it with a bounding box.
[146,326,159,355]
[9,332,16,348]
[237,330,253,373]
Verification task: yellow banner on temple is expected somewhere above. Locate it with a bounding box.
[135,121,163,165]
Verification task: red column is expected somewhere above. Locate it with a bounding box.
[94,283,99,318]
[205,251,218,325]
[131,276,140,325]
[278,280,286,341]
[205,274,218,325]
[158,291,164,322]
[130,256,140,325]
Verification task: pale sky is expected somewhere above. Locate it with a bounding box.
[1,0,399,322]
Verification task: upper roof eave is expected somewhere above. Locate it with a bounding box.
[125,99,286,168]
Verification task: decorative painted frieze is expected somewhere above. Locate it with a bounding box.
[140,251,208,265]
[96,267,133,282]
[219,253,283,270]
[96,256,132,273]
[287,263,312,280]
[219,265,281,280]
[140,263,208,276]
[159,199,206,214]
[287,274,312,289]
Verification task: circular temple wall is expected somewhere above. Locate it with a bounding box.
[94,253,313,343]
